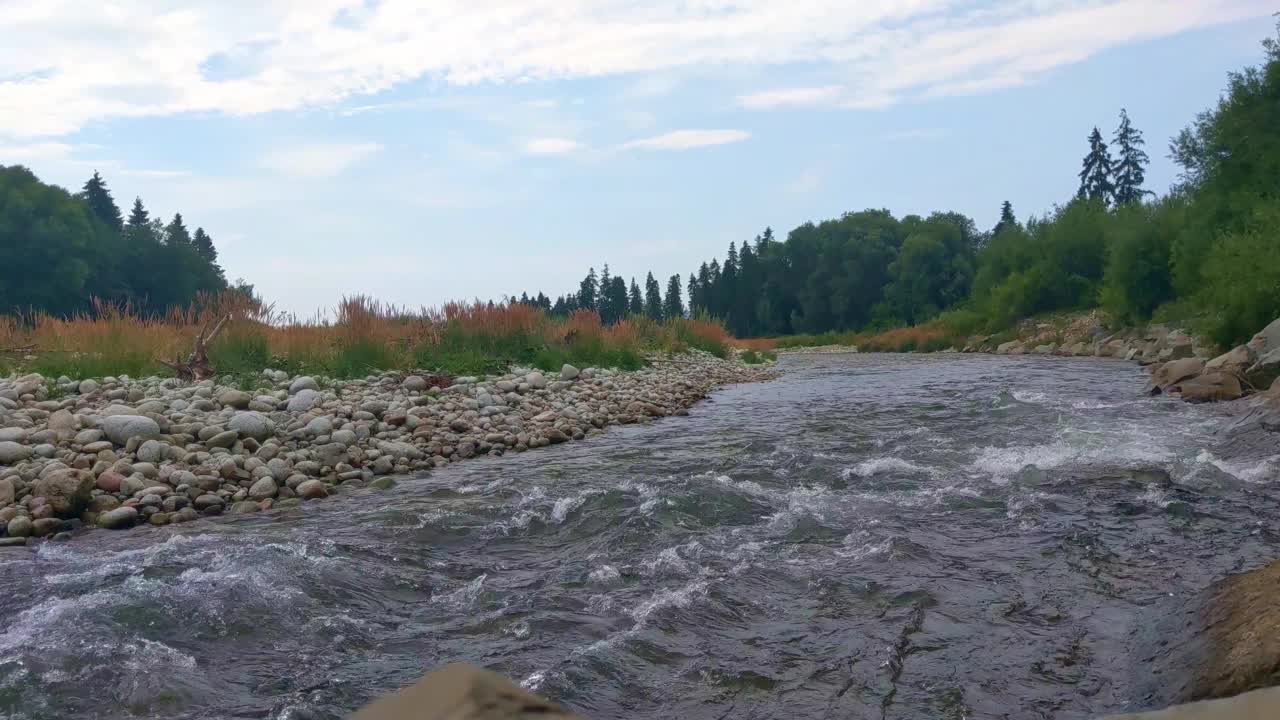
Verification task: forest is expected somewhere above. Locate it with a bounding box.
[0,166,232,317]
[520,26,1280,347]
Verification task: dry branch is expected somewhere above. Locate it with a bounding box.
[160,314,231,382]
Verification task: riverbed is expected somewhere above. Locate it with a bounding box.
[2,354,1278,719]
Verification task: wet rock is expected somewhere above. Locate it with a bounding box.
[350,663,583,720]
[370,477,396,490]
[1176,372,1245,404]
[193,494,225,513]
[1129,559,1280,708]
[5,516,32,538]
[229,500,260,514]
[296,479,329,499]
[248,477,278,500]
[0,537,27,548]
[98,506,139,530]
[31,517,64,537]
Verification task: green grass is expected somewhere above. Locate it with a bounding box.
[739,349,776,364]
[26,349,163,380]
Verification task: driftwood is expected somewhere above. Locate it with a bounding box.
[160,314,231,382]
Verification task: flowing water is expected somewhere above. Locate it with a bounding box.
[3,354,1280,720]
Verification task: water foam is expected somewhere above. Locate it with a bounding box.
[844,456,935,479]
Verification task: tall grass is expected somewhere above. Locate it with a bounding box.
[0,292,742,380]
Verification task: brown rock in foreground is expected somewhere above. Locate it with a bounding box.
[1129,559,1280,710]
[351,663,583,720]
[1105,687,1280,719]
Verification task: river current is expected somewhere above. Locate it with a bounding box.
[2,354,1279,720]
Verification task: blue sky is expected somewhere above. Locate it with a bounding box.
[0,1,1271,315]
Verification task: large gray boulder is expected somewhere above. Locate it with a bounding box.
[286,389,320,413]
[288,376,319,395]
[228,412,274,441]
[101,415,161,446]
[1247,317,1280,356]
[248,477,278,500]
[1244,348,1280,392]
[560,364,580,381]
[98,506,139,530]
[30,468,95,517]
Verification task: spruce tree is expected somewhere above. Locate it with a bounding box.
[165,213,191,246]
[192,227,218,263]
[628,278,643,316]
[606,276,627,324]
[992,201,1017,235]
[126,197,149,229]
[687,274,700,315]
[644,272,663,321]
[1112,108,1151,205]
[1077,127,1116,205]
[578,267,599,312]
[79,171,123,232]
[664,274,684,319]
[598,265,615,323]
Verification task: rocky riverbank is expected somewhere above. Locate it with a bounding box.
[0,351,773,545]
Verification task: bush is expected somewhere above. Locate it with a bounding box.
[1197,201,1280,346]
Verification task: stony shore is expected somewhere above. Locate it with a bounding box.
[0,351,773,545]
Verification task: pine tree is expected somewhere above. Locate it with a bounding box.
[606,276,627,324]
[1077,127,1115,205]
[644,272,663,321]
[628,278,643,316]
[192,227,218,263]
[992,201,1017,235]
[598,265,615,323]
[695,263,711,315]
[687,274,700,315]
[79,171,122,232]
[126,197,150,229]
[664,274,684,319]
[1112,108,1151,205]
[578,267,599,312]
[165,213,191,246]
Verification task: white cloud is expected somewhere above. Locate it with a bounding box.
[260,142,383,179]
[119,168,193,178]
[621,129,750,151]
[524,137,581,155]
[0,142,77,161]
[0,1,1270,137]
[738,86,842,109]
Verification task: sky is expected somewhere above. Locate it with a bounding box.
[0,1,1272,316]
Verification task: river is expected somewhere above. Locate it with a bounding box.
[2,354,1279,720]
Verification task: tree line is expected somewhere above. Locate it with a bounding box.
[0,166,233,317]
[516,24,1280,346]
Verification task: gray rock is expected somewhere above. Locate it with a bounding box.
[206,430,239,449]
[330,429,357,447]
[78,379,100,394]
[296,479,329,499]
[0,428,28,443]
[6,516,33,538]
[248,477,278,500]
[193,494,224,512]
[228,412,274,441]
[229,501,261,514]
[0,441,31,465]
[135,439,169,464]
[526,372,548,390]
[1245,348,1280,392]
[287,389,321,413]
[560,364,580,381]
[305,416,334,436]
[288,376,319,395]
[0,537,27,548]
[403,375,428,392]
[98,506,139,530]
[102,415,161,446]
[218,390,252,409]
[1247,317,1280,356]
[0,477,14,505]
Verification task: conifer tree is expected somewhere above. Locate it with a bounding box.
[598,265,615,323]
[79,171,122,232]
[664,274,684,319]
[165,213,191,246]
[606,276,627,324]
[992,201,1017,235]
[192,227,217,263]
[578,267,599,312]
[687,274,700,315]
[1077,127,1115,205]
[1112,108,1151,205]
[644,272,663,321]
[628,278,643,316]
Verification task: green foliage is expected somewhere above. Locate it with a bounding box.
[27,347,160,381]
[208,328,272,376]
[1197,200,1280,346]
[330,340,401,379]
[0,167,228,318]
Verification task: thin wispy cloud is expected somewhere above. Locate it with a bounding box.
[0,1,1267,138]
[260,142,383,179]
[119,168,193,178]
[738,86,842,109]
[621,129,751,151]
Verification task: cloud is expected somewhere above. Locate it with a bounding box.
[621,129,750,151]
[0,1,1270,137]
[524,137,581,155]
[260,142,383,179]
[0,142,77,161]
[738,86,842,109]
[119,168,193,178]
